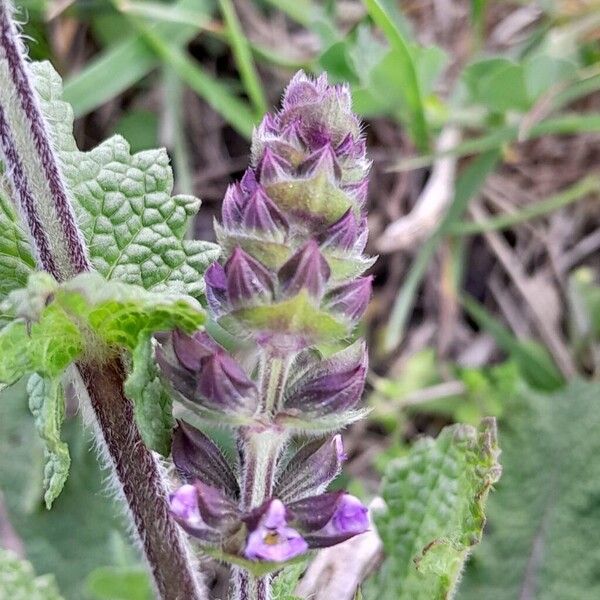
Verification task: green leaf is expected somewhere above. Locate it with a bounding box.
[86,566,153,600]
[31,61,219,300]
[364,0,429,150]
[0,272,205,383]
[460,380,600,600]
[0,185,35,302]
[62,0,208,117]
[0,550,64,600]
[272,562,305,600]
[0,381,141,600]
[124,336,174,456]
[27,374,70,509]
[461,293,564,391]
[463,58,530,112]
[365,419,501,600]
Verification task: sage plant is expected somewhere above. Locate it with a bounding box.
[158,72,375,598]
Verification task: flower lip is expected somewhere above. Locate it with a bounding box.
[169,484,202,525]
[244,499,308,562]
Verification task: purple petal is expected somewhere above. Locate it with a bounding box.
[244,499,309,562]
[278,240,330,299]
[323,494,369,536]
[170,484,202,524]
[222,183,247,228]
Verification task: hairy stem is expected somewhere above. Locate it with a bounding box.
[79,359,206,600]
[235,353,293,600]
[0,0,90,279]
[0,3,207,597]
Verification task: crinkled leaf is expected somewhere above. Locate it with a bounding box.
[124,336,174,456]
[0,186,35,303]
[0,272,204,383]
[460,379,600,600]
[27,374,70,509]
[29,61,219,299]
[0,550,64,600]
[365,419,501,600]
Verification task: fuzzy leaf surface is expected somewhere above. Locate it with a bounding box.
[460,379,600,600]
[27,374,70,509]
[0,550,64,600]
[29,62,219,299]
[0,272,204,383]
[365,419,501,600]
[0,188,35,304]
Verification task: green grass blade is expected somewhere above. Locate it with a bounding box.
[218,0,268,117]
[461,293,564,390]
[63,0,205,116]
[391,112,600,171]
[383,150,499,353]
[128,17,256,139]
[450,175,600,235]
[364,0,429,151]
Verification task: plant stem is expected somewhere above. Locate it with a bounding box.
[79,358,206,600]
[0,3,208,597]
[235,353,292,600]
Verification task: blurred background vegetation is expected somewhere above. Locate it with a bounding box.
[1,0,600,598]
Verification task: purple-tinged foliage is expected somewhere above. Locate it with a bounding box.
[165,72,374,590]
[157,330,257,415]
[278,240,331,299]
[172,421,239,496]
[283,341,368,417]
[276,435,346,502]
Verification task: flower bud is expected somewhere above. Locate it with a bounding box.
[276,435,346,502]
[204,262,228,316]
[244,499,308,562]
[257,147,291,185]
[172,420,239,496]
[225,247,274,307]
[324,276,373,321]
[319,209,363,251]
[157,330,257,415]
[222,183,247,228]
[298,143,342,181]
[278,240,330,299]
[242,187,288,234]
[283,341,368,417]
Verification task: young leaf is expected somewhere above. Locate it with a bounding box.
[0,550,64,600]
[124,336,174,456]
[272,562,305,600]
[0,272,205,383]
[460,379,600,599]
[86,566,153,600]
[27,374,70,509]
[365,419,501,600]
[30,62,219,300]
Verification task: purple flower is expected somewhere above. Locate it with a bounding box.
[321,493,369,536]
[170,484,202,525]
[287,491,369,549]
[244,499,308,562]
